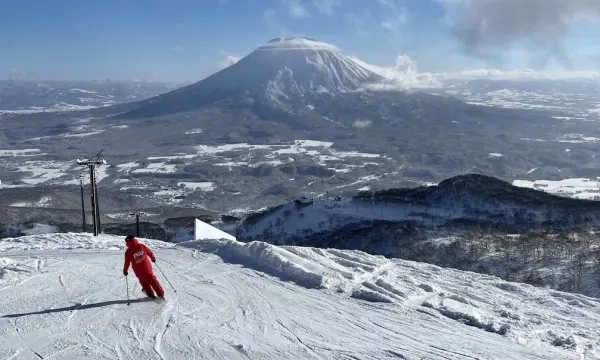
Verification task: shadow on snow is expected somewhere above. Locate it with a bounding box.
[2,298,155,318]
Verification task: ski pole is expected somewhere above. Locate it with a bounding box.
[125,275,130,306]
[155,263,177,293]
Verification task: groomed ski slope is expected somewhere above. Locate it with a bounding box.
[1,234,599,359]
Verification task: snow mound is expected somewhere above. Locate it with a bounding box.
[194,237,600,356]
[0,258,36,281]
[423,297,510,335]
[193,239,326,288]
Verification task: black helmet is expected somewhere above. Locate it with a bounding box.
[125,235,136,242]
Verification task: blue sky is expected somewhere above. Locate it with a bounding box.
[1,0,599,82]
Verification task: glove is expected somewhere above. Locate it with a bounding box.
[123,271,128,276]
[152,259,156,263]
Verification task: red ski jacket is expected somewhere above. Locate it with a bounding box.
[123,238,156,277]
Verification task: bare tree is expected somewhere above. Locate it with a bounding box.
[572,252,587,291]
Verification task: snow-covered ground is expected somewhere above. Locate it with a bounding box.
[14,160,73,185]
[192,140,384,170]
[116,161,140,173]
[0,103,100,114]
[0,156,111,188]
[178,181,215,191]
[0,149,44,157]
[185,128,203,135]
[428,82,600,135]
[438,85,599,119]
[513,178,600,200]
[10,196,53,208]
[27,129,106,141]
[0,233,598,359]
[132,162,178,174]
[0,138,388,191]
[63,165,110,186]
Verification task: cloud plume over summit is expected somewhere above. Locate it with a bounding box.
[351,53,599,91]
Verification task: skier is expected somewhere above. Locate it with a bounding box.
[123,235,165,299]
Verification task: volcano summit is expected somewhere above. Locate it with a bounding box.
[118,37,384,118]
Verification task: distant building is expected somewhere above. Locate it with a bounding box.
[294,196,313,207]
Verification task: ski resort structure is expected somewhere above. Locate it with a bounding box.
[195,218,237,241]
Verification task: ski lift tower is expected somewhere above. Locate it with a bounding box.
[77,158,106,236]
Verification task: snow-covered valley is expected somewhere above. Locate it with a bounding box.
[3,39,600,218]
[0,233,599,359]
[0,80,182,113]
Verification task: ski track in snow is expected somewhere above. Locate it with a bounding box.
[0,233,598,359]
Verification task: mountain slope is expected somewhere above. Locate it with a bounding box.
[1,233,598,359]
[0,80,181,112]
[228,175,600,298]
[113,37,385,118]
[234,174,600,251]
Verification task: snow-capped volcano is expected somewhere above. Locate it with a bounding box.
[213,36,383,97]
[119,37,384,117]
[254,37,383,95]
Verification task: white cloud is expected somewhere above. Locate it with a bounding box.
[312,0,341,15]
[259,37,340,51]
[218,51,241,69]
[285,0,310,18]
[434,0,600,67]
[350,54,600,91]
[351,55,443,90]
